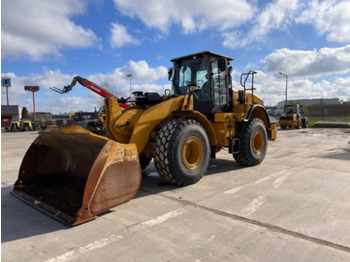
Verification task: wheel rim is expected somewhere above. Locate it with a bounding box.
[252,130,265,155]
[182,136,204,169]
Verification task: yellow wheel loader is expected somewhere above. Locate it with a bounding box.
[12,51,277,225]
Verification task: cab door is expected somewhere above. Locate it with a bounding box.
[210,59,230,113]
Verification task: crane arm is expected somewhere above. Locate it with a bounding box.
[50,76,130,109]
[50,76,114,98]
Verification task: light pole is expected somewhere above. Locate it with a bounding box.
[24,86,40,120]
[279,72,288,110]
[127,74,132,97]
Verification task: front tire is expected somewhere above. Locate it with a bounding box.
[234,118,268,166]
[154,119,210,186]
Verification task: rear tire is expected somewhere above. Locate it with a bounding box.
[234,118,267,166]
[154,119,210,186]
[302,118,308,128]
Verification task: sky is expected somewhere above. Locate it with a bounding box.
[1,0,350,114]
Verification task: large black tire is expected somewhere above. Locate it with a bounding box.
[154,119,210,186]
[234,118,268,166]
[301,118,308,128]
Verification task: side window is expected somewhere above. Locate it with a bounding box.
[179,66,191,90]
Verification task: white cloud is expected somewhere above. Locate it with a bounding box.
[110,23,140,48]
[263,45,350,78]
[124,60,168,82]
[296,0,350,43]
[1,70,80,112]
[88,60,168,97]
[256,44,350,105]
[223,0,300,48]
[1,60,169,113]
[2,0,100,61]
[113,0,255,34]
[250,71,350,106]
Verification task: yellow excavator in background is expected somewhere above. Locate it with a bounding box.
[12,51,277,225]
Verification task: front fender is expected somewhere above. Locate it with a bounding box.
[129,96,186,153]
[163,111,217,146]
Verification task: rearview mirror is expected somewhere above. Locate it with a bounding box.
[168,68,174,81]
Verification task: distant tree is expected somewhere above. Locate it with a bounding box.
[22,107,29,119]
[300,105,309,116]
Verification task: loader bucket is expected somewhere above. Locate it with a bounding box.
[11,126,141,225]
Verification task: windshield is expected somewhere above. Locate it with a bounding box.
[285,105,296,114]
[171,55,209,96]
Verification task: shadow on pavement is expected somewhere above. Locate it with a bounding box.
[137,158,243,195]
[318,151,350,161]
[1,186,66,243]
[2,157,242,242]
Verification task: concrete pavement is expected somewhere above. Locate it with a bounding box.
[2,128,350,261]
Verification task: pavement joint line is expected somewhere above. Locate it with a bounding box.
[223,169,293,195]
[272,163,350,174]
[139,187,350,254]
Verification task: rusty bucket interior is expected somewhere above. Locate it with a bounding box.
[11,126,141,225]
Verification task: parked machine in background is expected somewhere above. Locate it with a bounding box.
[54,119,65,127]
[9,121,20,132]
[279,104,308,129]
[20,120,33,131]
[32,120,43,130]
[12,51,276,225]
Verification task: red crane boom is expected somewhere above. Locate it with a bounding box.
[50,76,129,108]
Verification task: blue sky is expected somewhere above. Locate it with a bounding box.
[2,0,350,114]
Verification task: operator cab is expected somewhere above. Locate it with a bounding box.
[285,104,301,116]
[169,51,233,114]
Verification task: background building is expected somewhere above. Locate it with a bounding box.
[28,112,53,121]
[1,105,21,128]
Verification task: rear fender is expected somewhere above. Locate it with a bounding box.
[247,105,277,140]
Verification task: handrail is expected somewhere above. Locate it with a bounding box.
[240,70,257,115]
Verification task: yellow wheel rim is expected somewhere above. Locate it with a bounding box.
[252,130,265,155]
[182,136,204,170]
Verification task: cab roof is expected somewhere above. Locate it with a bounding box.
[171,51,234,62]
